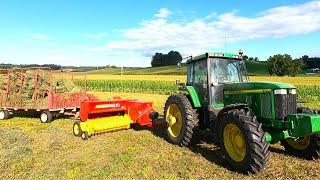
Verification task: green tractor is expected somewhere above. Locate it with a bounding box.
[164,52,320,174]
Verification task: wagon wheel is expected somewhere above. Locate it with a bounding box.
[40,111,53,123]
[0,110,10,120]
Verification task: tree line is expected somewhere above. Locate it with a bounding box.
[267,54,320,76]
[0,63,62,70]
[151,51,182,67]
[151,50,320,77]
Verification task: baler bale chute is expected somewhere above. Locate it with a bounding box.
[73,97,159,140]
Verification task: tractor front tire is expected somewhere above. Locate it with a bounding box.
[164,94,199,147]
[0,110,10,120]
[73,121,82,137]
[281,134,320,160]
[40,111,53,123]
[219,109,270,174]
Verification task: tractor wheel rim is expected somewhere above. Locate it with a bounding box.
[41,113,48,122]
[82,133,85,139]
[0,111,4,119]
[73,124,80,135]
[286,136,311,150]
[166,104,183,138]
[223,123,246,162]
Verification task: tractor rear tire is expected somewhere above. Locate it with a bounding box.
[164,94,199,147]
[73,121,82,137]
[281,134,320,160]
[218,109,270,174]
[0,110,10,120]
[40,111,53,123]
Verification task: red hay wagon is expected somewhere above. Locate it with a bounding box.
[0,68,96,123]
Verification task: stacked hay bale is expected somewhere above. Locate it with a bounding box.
[0,69,81,108]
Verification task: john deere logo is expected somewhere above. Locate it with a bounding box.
[95,104,120,109]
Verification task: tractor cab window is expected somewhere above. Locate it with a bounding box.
[187,63,194,85]
[210,58,246,84]
[210,58,247,106]
[194,60,207,84]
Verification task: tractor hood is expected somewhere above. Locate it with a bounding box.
[223,82,296,92]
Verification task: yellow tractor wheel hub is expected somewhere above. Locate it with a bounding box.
[286,136,311,150]
[223,123,246,162]
[166,104,183,138]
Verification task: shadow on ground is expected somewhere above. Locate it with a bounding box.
[132,115,233,172]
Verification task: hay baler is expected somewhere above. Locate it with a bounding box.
[73,97,159,140]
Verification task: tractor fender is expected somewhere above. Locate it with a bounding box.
[185,86,201,108]
[215,103,253,131]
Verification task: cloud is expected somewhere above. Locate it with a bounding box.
[83,32,108,40]
[155,8,171,18]
[31,33,50,41]
[98,1,320,56]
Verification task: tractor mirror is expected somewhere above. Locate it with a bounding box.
[176,80,185,87]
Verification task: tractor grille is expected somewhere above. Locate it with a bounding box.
[275,94,297,120]
[261,94,272,118]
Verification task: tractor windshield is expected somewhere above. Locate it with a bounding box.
[210,58,248,84]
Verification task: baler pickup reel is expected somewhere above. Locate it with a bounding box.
[73,97,159,140]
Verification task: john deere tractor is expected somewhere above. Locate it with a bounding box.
[164,52,320,173]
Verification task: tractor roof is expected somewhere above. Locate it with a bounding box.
[186,52,242,64]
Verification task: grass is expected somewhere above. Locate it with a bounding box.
[0,91,320,179]
[88,65,187,75]
[244,61,269,76]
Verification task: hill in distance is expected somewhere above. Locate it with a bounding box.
[88,61,269,76]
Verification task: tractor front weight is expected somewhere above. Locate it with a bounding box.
[265,113,320,143]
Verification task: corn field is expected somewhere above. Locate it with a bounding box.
[74,78,320,102]
[75,79,178,94]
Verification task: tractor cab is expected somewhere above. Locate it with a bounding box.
[186,52,247,109]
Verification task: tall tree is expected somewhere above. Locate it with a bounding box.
[151,53,164,67]
[151,51,182,67]
[267,54,301,76]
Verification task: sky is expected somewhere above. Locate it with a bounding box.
[0,0,320,67]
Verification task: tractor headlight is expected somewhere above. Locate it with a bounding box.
[289,89,296,94]
[274,89,287,95]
